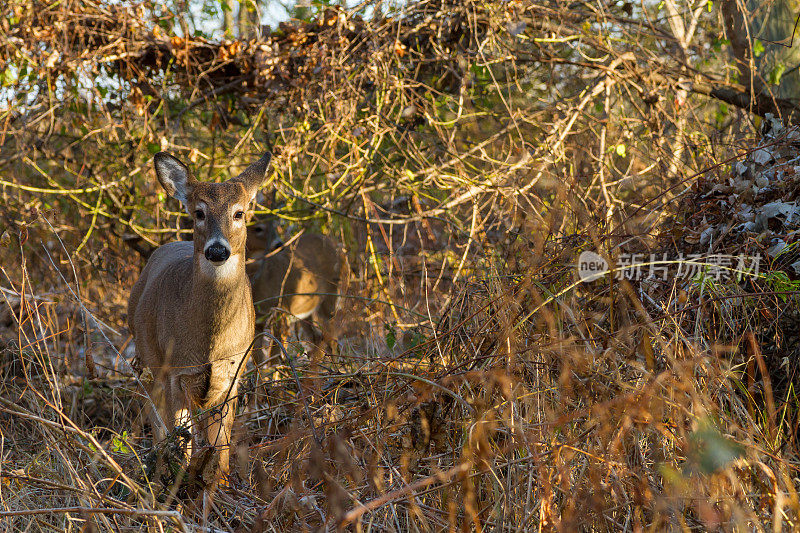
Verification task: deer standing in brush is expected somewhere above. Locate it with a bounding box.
[128,151,271,491]
[246,215,345,362]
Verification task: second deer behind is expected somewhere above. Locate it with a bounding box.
[246,216,345,360]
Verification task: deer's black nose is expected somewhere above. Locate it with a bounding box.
[205,243,230,263]
[269,238,284,252]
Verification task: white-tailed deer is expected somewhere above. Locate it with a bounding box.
[245,216,345,360]
[128,150,271,487]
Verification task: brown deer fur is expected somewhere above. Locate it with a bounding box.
[245,218,345,358]
[128,151,271,485]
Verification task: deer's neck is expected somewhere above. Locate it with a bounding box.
[190,253,250,309]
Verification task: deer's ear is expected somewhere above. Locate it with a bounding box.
[234,152,272,203]
[154,152,196,206]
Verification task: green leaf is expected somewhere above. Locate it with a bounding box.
[615,144,627,158]
[112,431,131,454]
[769,63,787,85]
[712,37,730,52]
[762,268,800,302]
[385,324,396,350]
[714,103,729,127]
[684,423,744,475]
[753,40,765,58]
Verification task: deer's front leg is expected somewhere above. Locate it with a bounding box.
[170,374,199,461]
[203,366,240,481]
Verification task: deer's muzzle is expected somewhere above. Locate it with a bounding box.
[205,242,231,264]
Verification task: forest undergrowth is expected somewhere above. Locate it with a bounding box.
[1,0,799,530]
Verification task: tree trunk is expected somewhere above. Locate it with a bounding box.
[721,0,800,121]
[223,1,235,39]
[238,0,261,40]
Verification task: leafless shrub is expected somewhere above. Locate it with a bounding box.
[1,0,799,530]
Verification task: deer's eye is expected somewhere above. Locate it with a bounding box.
[253,226,264,234]
[195,209,205,221]
[234,210,245,221]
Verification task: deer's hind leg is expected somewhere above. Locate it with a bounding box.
[252,317,277,382]
[137,349,173,446]
[144,378,168,444]
[295,316,322,350]
[316,293,339,354]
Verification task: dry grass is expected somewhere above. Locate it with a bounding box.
[3,159,799,530]
[2,0,800,531]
